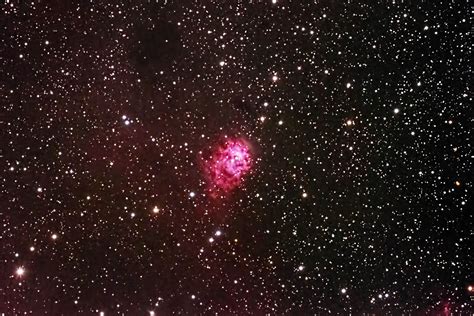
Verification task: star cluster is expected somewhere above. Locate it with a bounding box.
[0,0,472,314]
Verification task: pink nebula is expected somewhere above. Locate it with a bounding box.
[203,138,253,195]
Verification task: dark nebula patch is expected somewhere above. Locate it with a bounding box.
[130,20,183,75]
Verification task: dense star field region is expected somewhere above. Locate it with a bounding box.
[0,0,472,314]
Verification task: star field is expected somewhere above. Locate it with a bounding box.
[0,0,472,314]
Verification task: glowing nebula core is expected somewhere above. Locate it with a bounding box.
[203,138,253,195]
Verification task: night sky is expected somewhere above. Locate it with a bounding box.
[1,0,472,315]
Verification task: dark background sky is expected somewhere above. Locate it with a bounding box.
[0,0,472,314]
